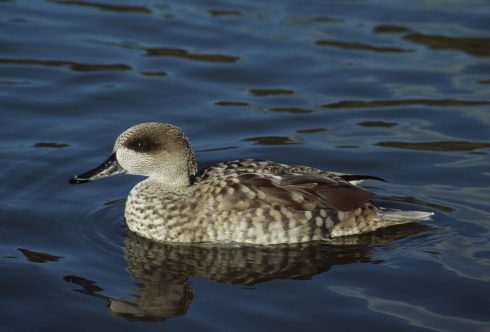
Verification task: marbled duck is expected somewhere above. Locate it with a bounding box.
[70,122,433,245]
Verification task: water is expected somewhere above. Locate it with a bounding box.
[1,0,489,331]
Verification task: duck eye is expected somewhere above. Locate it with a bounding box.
[126,137,160,152]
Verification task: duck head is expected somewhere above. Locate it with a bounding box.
[70,122,198,187]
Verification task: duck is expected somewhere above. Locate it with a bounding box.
[70,122,433,245]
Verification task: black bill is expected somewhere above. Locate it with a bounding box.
[69,153,125,184]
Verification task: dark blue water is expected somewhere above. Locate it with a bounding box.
[1,0,489,331]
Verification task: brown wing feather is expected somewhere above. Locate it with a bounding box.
[277,173,374,211]
[220,172,373,212]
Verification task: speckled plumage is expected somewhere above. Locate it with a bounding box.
[71,122,433,245]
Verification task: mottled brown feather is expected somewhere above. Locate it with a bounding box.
[217,171,373,212]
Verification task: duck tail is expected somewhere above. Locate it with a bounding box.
[375,208,434,227]
[330,206,433,238]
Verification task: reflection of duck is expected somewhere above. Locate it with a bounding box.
[65,225,430,321]
[70,122,433,244]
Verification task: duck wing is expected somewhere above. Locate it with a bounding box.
[217,172,374,212]
[278,173,374,211]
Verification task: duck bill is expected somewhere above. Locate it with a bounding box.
[69,153,125,184]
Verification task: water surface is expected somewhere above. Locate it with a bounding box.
[1,0,489,331]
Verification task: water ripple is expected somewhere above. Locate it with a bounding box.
[208,9,242,17]
[79,201,126,257]
[404,33,490,57]
[0,58,132,72]
[372,25,410,34]
[315,40,411,53]
[249,88,295,96]
[323,99,490,108]
[146,47,240,63]
[51,0,151,14]
[357,121,397,128]
[18,248,62,263]
[330,286,490,332]
[376,141,490,152]
[214,101,249,107]
[267,107,313,114]
[242,136,303,145]
[33,142,70,148]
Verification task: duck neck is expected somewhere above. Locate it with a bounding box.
[147,171,191,191]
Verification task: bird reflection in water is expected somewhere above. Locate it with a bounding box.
[64,224,430,321]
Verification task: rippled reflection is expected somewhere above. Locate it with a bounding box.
[0,58,131,72]
[242,136,302,145]
[18,248,62,263]
[404,33,490,57]
[214,101,249,107]
[249,89,295,96]
[372,25,410,34]
[315,40,410,53]
[295,128,328,134]
[51,0,151,14]
[323,99,490,108]
[146,48,240,63]
[208,10,242,17]
[64,275,103,295]
[267,107,313,114]
[286,15,344,25]
[66,225,429,321]
[329,286,488,332]
[33,143,70,148]
[376,141,490,152]
[357,121,397,128]
[140,70,167,77]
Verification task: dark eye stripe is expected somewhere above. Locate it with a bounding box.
[125,137,161,152]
